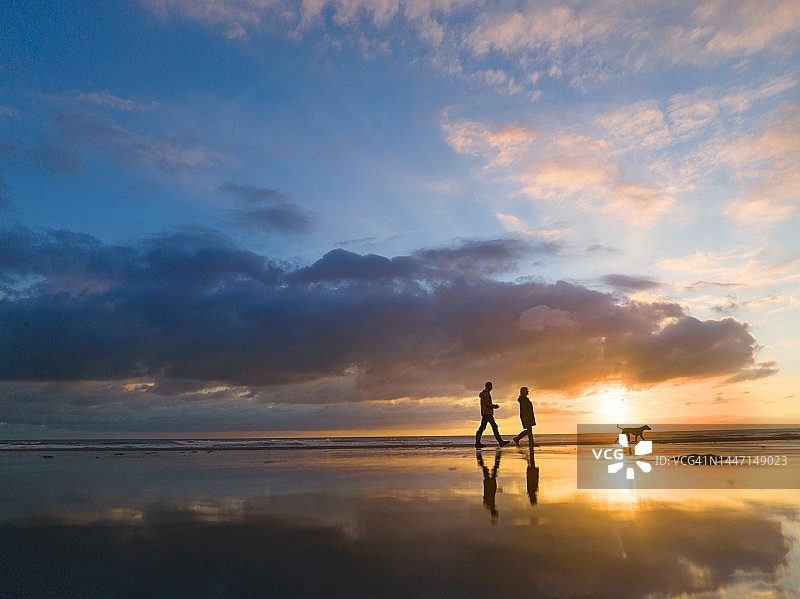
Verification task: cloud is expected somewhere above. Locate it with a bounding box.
[0,498,790,597]
[461,0,800,81]
[666,77,797,142]
[725,360,779,384]
[464,4,596,57]
[674,0,800,63]
[717,102,800,226]
[601,274,662,292]
[495,212,525,232]
[0,225,765,404]
[74,91,158,111]
[142,1,800,92]
[444,116,675,224]
[148,0,470,30]
[586,244,619,254]
[588,78,798,203]
[441,116,537,163]
[459,1,638,87]
[217,182,314,234]
[517,305,578,332]
[0,225,279,297]
[594,100,672,150]
[658,248,800,289]
[146,0,473,47]
[289,237,560,285]
[711,295,739,315]
[472,69,523,95]
[619,315,758,383]
[146,0,265,30]
[54,112,227,172]
[521,155,675,223]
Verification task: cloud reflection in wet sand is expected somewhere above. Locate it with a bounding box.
[0,449,795,598]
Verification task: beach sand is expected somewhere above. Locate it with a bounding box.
[2,443,799,597]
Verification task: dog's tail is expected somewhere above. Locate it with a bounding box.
[616,424,623,430]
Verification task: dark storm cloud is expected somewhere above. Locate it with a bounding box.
[218,181,313,233]
[0,379,477,433]
[0,225,768,407]
[416,237,563,277]
[0,225,137,295]
[601,273,662,291]
[288,248,418,283]
[0,225,280,294]
[290,238,561,284]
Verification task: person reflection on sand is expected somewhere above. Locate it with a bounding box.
[522,446,540,505]
[476,449,501,521]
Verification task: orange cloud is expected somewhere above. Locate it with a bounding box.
[719,103,800,226]
[443,115,675,224]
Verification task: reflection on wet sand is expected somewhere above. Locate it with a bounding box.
[1,448,798,597]
[524,446,539,505]
[476,449,501,519]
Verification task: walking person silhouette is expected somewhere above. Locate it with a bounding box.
[512,386,536,447]
[475,381,509,448]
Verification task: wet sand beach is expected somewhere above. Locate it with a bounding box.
[2,442,800,597]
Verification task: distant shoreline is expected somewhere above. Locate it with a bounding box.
[2,430,800,451]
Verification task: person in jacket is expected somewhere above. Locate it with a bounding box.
[512,386,536,447]
[475,381,509,448]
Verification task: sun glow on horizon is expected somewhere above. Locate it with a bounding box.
[583,384,632,424]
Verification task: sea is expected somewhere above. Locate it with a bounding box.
[3,427,800,451]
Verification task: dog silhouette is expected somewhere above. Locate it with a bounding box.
[617,424,651,444]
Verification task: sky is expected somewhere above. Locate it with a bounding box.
[1,0,799,438]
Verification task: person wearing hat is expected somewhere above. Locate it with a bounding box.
[512,386,536,446]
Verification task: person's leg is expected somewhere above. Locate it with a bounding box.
[526,427,534,446]
[476,417,488,446]
[513,430,525,445]
[489,416,505,443]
